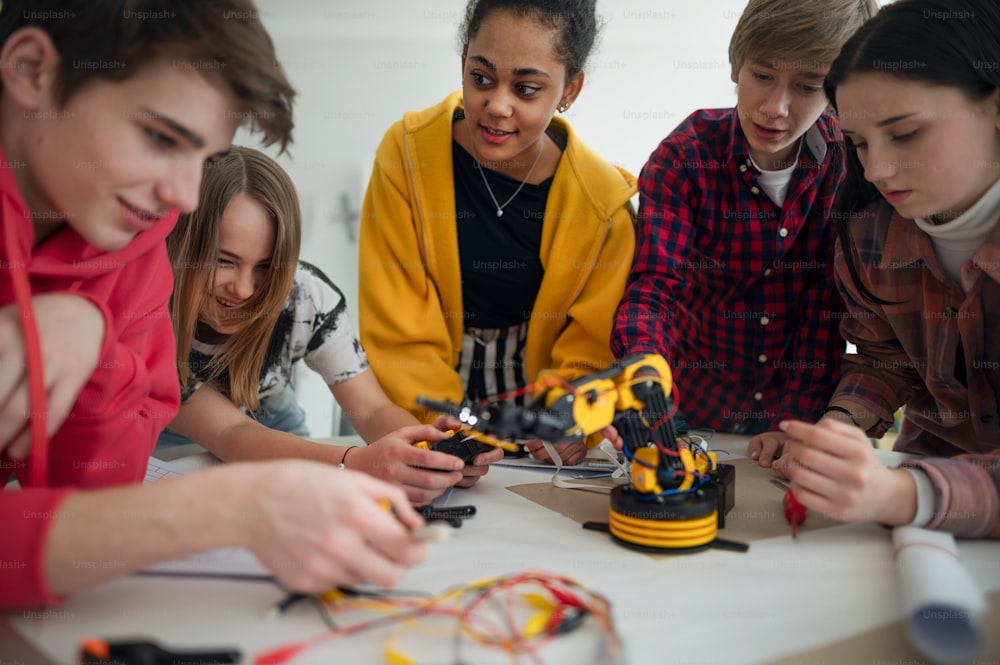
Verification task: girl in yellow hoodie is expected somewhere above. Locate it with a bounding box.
[359,0,637,464]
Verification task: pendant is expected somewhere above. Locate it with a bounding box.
[496,209,503,217]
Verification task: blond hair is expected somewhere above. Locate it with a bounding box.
[729,0,878,78]
[168,146,301,411]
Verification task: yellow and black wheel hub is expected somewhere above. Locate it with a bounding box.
[609,485,719,553]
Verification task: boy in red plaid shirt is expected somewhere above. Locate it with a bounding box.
[613,0,877,435]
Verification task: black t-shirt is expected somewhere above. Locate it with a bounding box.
[453,115,565,329]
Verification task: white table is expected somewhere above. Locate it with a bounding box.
[4,434,999,664]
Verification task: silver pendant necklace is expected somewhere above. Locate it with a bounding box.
[475,140,544,218]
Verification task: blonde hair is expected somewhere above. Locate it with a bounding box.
[728,0,878,78]
[168,146,301,411]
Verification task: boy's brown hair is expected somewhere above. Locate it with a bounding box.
[729,0,879,77]
[0,0,295,150]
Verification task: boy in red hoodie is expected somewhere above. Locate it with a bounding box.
[0,1,430,609]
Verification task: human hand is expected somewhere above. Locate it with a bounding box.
[779,418,917,525]
[523,438,587,466]
[245,461,427,591]
[351,424,465,505]
[430,413,505,488]
[600,425,623,451]
[770,414,856,478]
[0,294,104,458]
[454,444,503,488]
[431,413,463,433]
[747,430,790,473]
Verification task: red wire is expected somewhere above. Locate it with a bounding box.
[2,201,48,486]
[254,572,616,665]
[486,374,580,407]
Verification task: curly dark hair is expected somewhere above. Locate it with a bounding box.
[459,0,599,79]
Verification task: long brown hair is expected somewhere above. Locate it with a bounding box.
[825,0,1000,304]
[168,146,301,410]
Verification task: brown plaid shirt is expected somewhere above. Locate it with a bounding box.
[831,201,1000,538]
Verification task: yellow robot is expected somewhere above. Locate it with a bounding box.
[417,353,735,553]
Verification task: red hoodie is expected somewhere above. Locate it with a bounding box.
[0,147,181,609]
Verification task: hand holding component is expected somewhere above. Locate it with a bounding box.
[523,439,587,466]
[779,418,919,526]
[243,460,428,592]
[414,429,503,488]
[356,424,465,504]
[415,430,495,464]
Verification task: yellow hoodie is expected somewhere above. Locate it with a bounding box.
[359,91,637,422]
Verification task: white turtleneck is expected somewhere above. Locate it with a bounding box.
[913,176,1000,282]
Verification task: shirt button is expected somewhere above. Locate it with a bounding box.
[778,228,789,238]
[739,164,748,172]
[760,316,770,326]
[751,186,760,195]
[753,392,763,401]
[763,268,772,276]
[758,354,767,363]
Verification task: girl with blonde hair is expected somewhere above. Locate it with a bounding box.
[163,146,500,505]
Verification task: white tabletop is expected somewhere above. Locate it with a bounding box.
[5,434,1000,664]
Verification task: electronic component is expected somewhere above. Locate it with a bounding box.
[415,430,496,464]
[418,353,738,553]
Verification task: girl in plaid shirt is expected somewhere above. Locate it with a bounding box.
[762,0,1000,538]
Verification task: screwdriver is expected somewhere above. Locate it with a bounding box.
[782,489,807,538]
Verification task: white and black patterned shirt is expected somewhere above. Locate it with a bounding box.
[183,261,368,401]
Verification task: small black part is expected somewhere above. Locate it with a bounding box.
[503,444,528,458]
[582,521,611,533]
[717,463,736,516]
[552,608,590,635]
[610,484,718,522]
[80,640,240,665]
[416,505,476,522]
[710,537,750,553]
[431,432,496,463]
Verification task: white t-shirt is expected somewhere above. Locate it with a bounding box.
[184,260,369,401]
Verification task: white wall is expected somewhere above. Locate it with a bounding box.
[237,0,758,436]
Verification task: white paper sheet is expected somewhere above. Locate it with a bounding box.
[144,453,220,482]
[892,526,988,664]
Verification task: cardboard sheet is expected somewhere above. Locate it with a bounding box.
[506,457,843,551]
